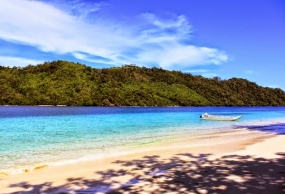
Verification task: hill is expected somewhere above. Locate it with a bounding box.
[1,60,285,106]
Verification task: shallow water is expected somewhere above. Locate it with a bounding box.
[1,106,285,174]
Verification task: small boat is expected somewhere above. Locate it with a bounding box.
[200,113,242,121]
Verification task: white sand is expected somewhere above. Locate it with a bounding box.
[0,129,284,193]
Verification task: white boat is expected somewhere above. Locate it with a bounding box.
[200,113,242,121]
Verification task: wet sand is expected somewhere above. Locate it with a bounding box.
[0,129,284,193]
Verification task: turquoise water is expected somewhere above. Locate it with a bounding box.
[1,106,285,174]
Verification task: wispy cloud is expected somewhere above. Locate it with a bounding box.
[201,72,218,78]
[69,0,103,19]
[186,69,210,73]
[0,56,44,67]
[185,69,219,78]
[0,0,228,69]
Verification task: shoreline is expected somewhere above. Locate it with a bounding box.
[1,127,284,193]
[0,127,273,176]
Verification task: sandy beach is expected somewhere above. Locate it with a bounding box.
[0,129,284,194]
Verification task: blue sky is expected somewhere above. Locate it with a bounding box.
[0,0,284,90]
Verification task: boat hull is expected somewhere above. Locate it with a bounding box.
[200,113,242,121]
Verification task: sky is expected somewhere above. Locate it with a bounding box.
[0,0,285,90]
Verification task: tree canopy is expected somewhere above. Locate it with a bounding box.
[1,60,285,106]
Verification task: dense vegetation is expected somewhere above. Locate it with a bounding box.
[1,60,285,106]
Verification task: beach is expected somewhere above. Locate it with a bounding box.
[1,128,284,194]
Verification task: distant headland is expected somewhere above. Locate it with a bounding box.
[1,60,285,106]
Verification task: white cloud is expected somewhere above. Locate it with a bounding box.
[141,13,192,40]
[0,56,44,67]
[134,44,228,70]
[267,85,279,89]
[69,0,103,19]
[0,0,228,69]
[186,69,209,73]
[201,72,218,78]
[72,52,114,65]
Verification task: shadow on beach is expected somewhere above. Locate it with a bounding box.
[6,151,285,194]
[233,122,285,135]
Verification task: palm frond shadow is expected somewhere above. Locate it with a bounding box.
[233,122,285,134]
[7,152,285,194]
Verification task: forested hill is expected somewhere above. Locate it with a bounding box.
[1,60,285,106]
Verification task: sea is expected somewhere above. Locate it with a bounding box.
[1,106,285,175]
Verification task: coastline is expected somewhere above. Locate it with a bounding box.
[1,127,284,193]
[0,126,272,176]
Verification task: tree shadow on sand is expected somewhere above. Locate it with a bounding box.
[233,122,285,135]
[6,151,285,194]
